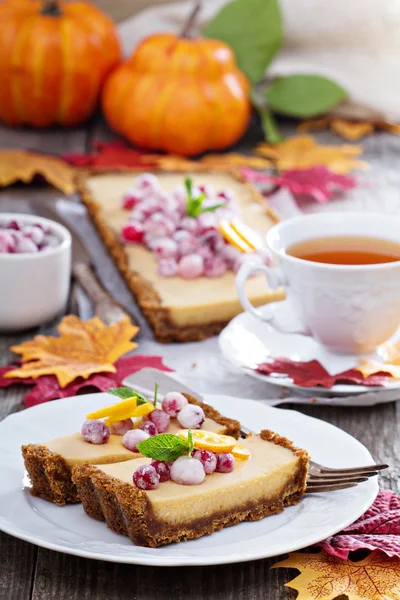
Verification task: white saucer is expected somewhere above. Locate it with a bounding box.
[219,304,400,399]
[0,392,377,566]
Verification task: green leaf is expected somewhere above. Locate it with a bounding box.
[258,106,284,144]
[137,434,189,462]
[107,387,148,406]
[266,75,347,118]
[187,429,194,456]
[200,203,226,214]
[153,382,159,408]
[203,0,282,84]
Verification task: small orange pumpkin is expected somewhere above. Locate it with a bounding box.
[0,0,121,127]
[102,33,251,156]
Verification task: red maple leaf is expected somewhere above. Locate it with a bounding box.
[256,357,392,388]
[0,355,173,408]
[241,165,358,203]
[319,490,400,559]
[62,141,160,169]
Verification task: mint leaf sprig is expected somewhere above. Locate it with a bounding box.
[153,382,159,408]
[137,433,190,462]
[108,387,149,406]
[185,177,225,218]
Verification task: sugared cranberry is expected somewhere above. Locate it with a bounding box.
[180,217,199,234]
[23,225,44,246]
[148,409,170,433]
[177,404,205,429]
[216,453,235,473]
[177,236,199,257]
[204,256,227,278]
[139,421,158,436]
[161,392,188,417]
[0,231,16,253]
[121,222,144,243]
[197,212,217,233]
[7,219,22,231]
[178,254,204,279]
[151,460,172,482]
[197,245,214,262]
[109,418,133,435]
[41,234,59,249]
[122,190,143,210]
[158,258,178,277]
[122,428,150,452]
[153,237,178,259]
[15,236,38,253]
[144,213,175,238]
[136,173,160,192]
[193,450,217,474]
[170,455,205,485]
[133,464,160,490]
[81,420,110,444]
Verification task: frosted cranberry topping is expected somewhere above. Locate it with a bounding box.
[0,220,60,254]
[120,174,270,278]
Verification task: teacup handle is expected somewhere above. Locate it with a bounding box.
[236,258,311,336]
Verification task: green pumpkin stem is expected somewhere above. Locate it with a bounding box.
[181,0,202,38]
[41,0,62,16]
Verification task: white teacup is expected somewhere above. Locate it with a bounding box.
[236,212,400,355]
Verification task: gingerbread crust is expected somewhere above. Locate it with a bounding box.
[21,395,240,506]
[72,429,309,548]
[77,168,280,343]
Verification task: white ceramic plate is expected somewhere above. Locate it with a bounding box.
[0,392,378,566]
[219,310,400,399]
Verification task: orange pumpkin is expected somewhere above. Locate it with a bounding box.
[102,33,251,156]
[0,0,121,127]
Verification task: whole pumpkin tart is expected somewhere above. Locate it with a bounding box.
[0,0,121,127]
[102,33,251,157]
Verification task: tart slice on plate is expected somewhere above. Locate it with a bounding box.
[72,429,309,547]
[22,388,240,505]
[80,170,283,343]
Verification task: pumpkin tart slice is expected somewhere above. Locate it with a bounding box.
[80,170,283,342]
[22,395,240,506]
[72,430,309,547]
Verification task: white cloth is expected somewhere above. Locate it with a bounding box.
[118,0,400,122]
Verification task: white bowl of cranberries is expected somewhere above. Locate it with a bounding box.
[0,213,71,331]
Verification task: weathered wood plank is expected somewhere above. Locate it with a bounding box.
[0,123,88,155]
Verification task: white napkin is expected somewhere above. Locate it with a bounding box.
[118,0,400,122]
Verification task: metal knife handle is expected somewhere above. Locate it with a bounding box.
[72,262,135,326]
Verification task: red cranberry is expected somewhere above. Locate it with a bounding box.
[150,460,171,482]
[121,222,144,243]
[216,453,235,473]
[133,465,160,490]
[139,421,158,437]
[193,450,217,474]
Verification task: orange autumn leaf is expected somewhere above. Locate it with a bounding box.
[200,153,272,169]
[157,152,272,172]
[273,550,400,600]
[5,316,139,388]
[297,117,331,133]
[0,150,76,195]
[330,119,375,141]
[298,118,400,140]
[256,135,368,174]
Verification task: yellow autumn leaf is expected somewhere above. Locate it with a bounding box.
[256,135,368,174]
[297,117,331,133]
[5,316,139,388]
[0,150,76,195]
[273,550,400,600]
[356,339,400,379]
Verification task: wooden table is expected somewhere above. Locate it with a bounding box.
[0,118,399,600]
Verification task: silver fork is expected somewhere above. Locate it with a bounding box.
[123,370,388,494]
